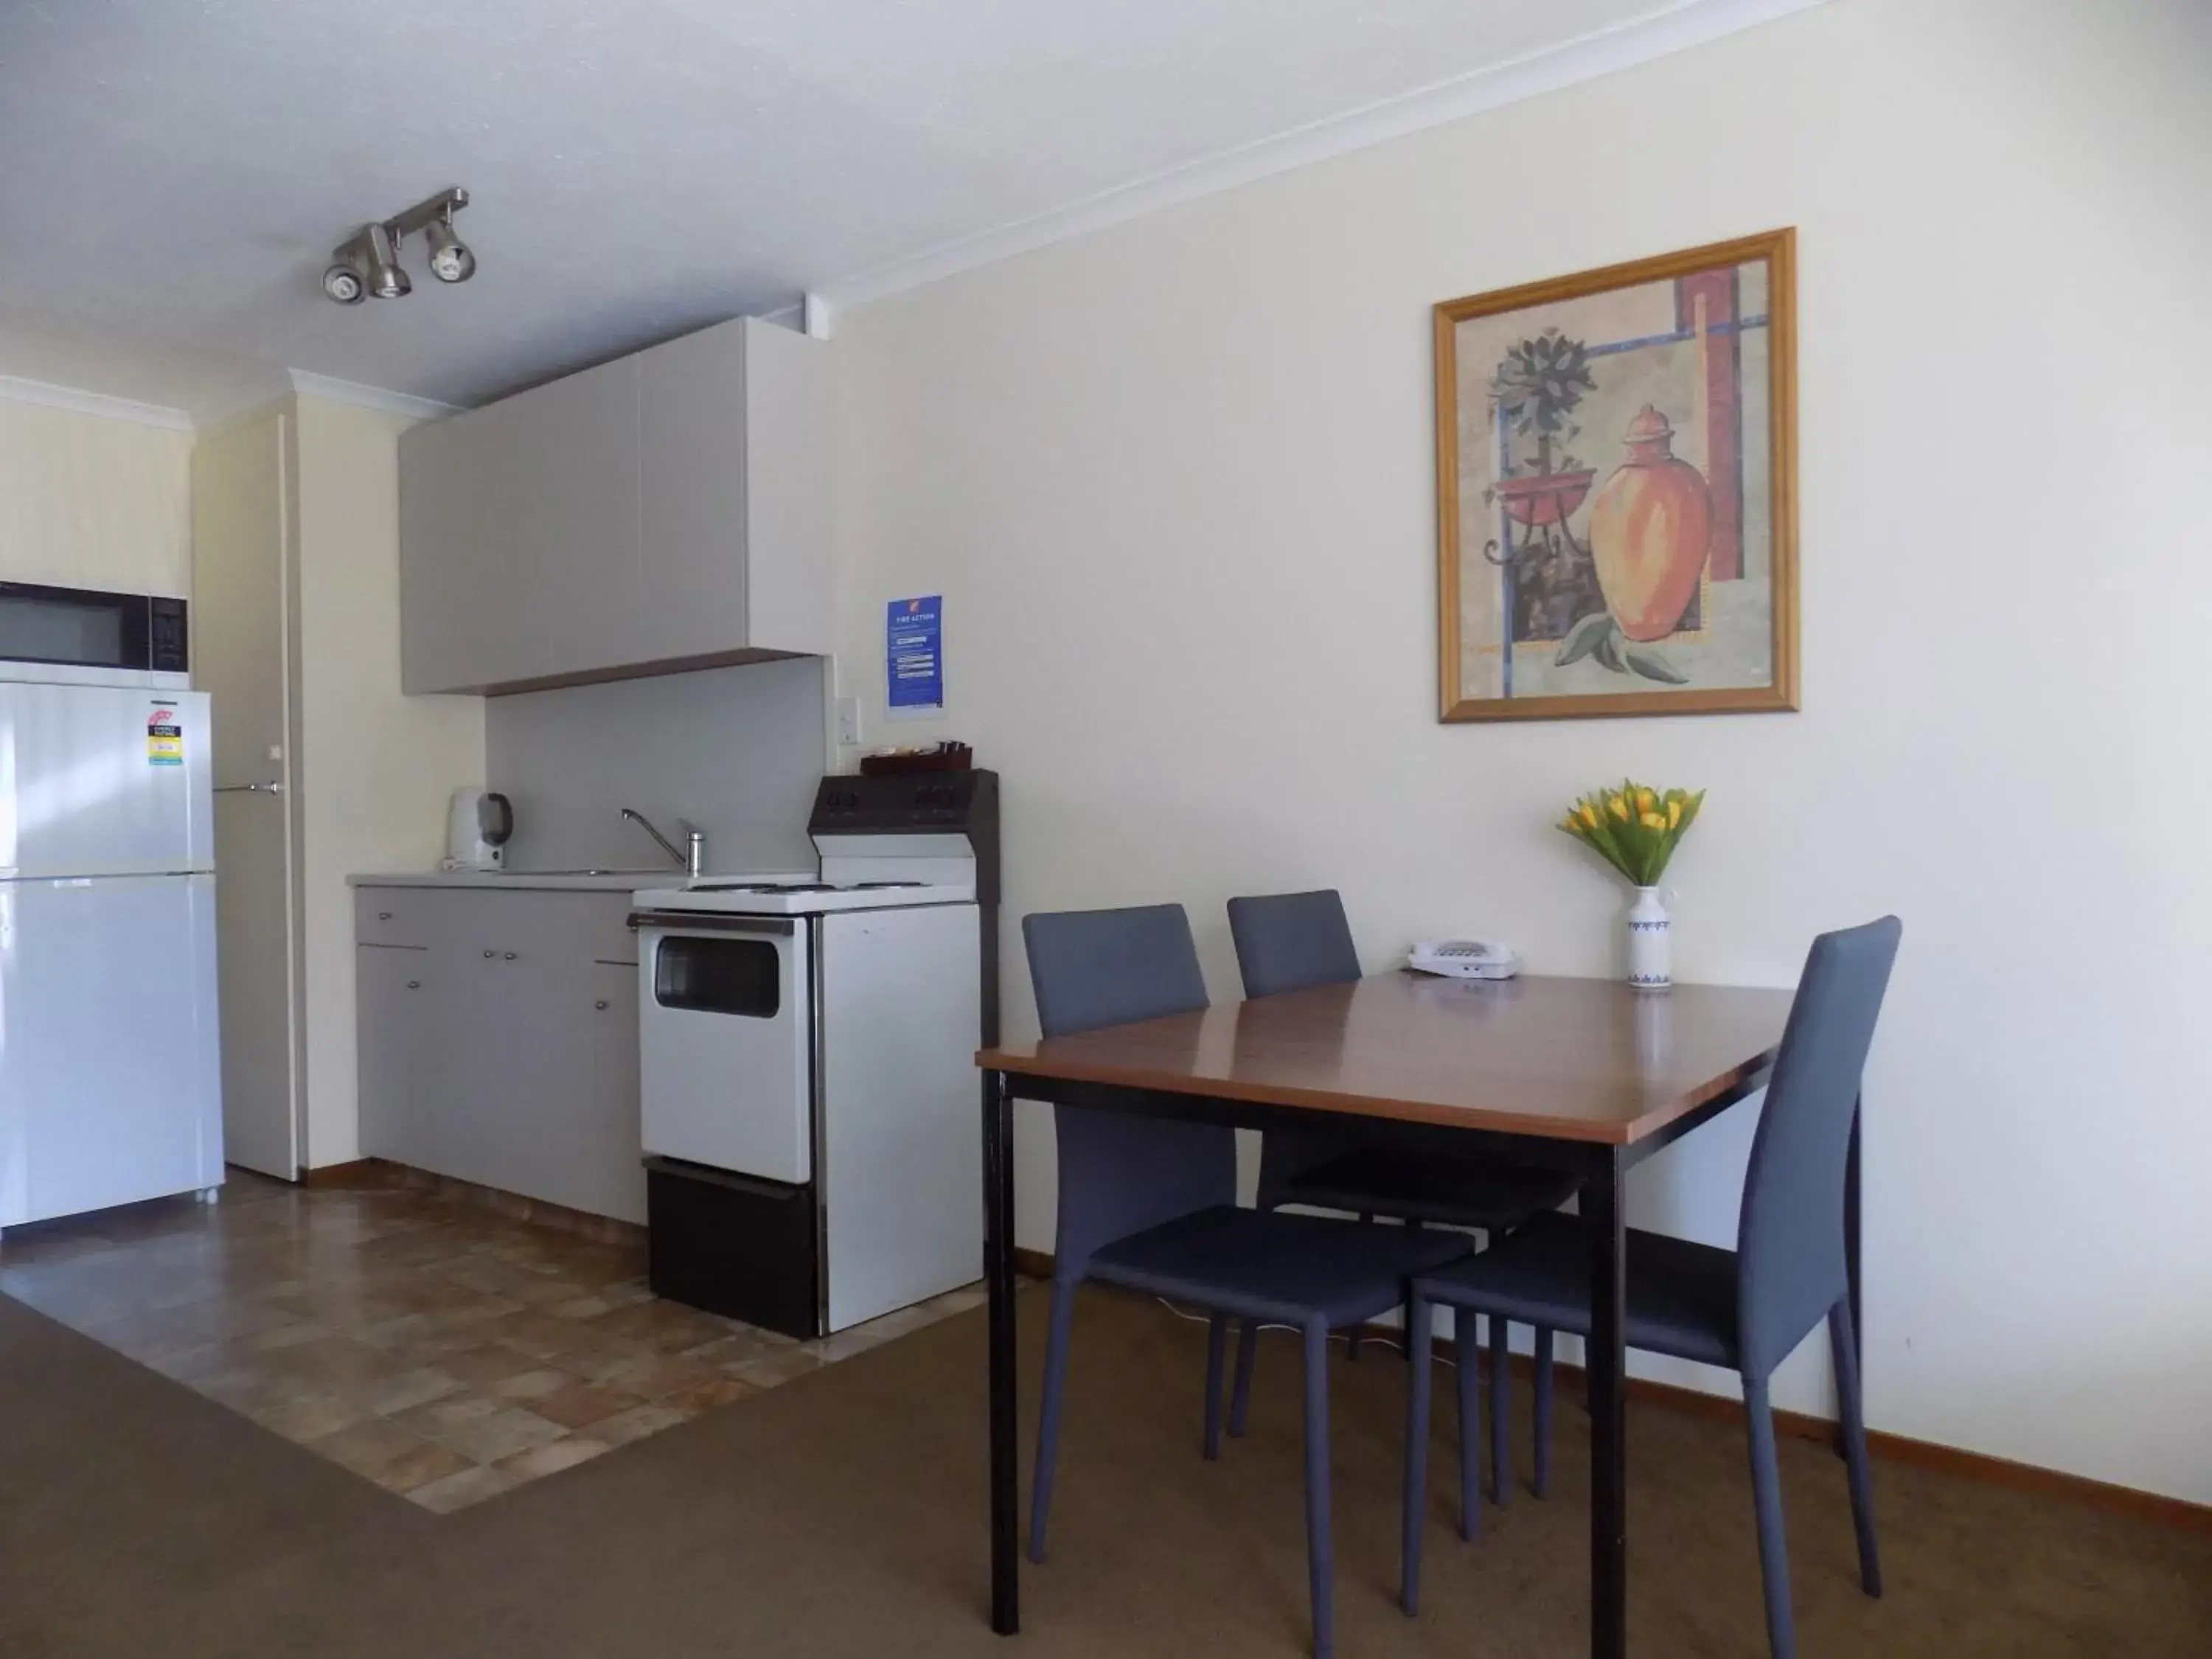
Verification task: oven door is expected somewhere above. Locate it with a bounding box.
[636,914,815,1183]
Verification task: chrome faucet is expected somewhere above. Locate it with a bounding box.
[621,807,706,880]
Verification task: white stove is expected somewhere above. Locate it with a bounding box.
[630,876,975,916]
[630,771,999,1339]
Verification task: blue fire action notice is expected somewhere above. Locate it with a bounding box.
[886,595,944,718]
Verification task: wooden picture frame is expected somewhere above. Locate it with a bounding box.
[1435,229,1798,723]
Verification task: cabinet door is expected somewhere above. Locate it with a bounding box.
[434,894,582,1200]
[738,318,833,655]
[506,354,644,681]
[400,355,642,691]
[356,945,434,1166]
[585,961,647,1224]
[638,319,750,663]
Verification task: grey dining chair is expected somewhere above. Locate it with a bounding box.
[1223,889,1580,1461]
[1400,916,1901,1659]
[1023,903,1473,1659]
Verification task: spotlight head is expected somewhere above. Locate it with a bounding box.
[425,213,476,283]
[322,260,366,305]
[364,222,410,299]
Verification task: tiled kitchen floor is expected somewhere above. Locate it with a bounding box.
[0,1171,983,1512]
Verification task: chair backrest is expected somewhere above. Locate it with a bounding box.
[1227,889,1363,999]
[1227,890,1373,1204]
[1022,905,1234,1279]
[1735,916,1902,1379]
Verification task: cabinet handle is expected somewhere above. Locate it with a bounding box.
[483,949,495,959]
[378,910,394,921]
[594,999,610,1011]
[406,980,422,990]
[503,951,518,961]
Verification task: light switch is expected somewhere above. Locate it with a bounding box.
[835,696,861,748]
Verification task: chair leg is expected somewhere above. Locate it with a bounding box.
[1203,1311,1228,1461]
[1401,1295,1433,1615]
[1454,1310,1482,1542]
[1531,1326,1555,1499]
[1302,1319,1336,1659]
[1743,1376,1798,1659]
[1487,1314,1510,1506]
[1026,1279,1079,1565]
[1228,1318,1259,1439]
[1348,1217,1373,1360]
[1828,1301,1882,1597]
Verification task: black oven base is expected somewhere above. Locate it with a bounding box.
[644,1155,820,1340]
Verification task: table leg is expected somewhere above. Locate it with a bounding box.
[984,1069,1019,1635]
[1585,1147,1627,1659]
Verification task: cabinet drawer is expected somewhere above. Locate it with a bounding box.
[424,888,638,967]
[355,888,431,947]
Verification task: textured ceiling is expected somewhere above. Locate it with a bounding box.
[0,1,1802,416]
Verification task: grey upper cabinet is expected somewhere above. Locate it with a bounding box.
[400,316,829,695]
[639,317,832,663]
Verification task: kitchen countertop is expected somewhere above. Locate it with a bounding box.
[349,869,681,892]
[348,869,815,892]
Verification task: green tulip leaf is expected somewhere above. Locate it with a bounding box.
[1554,611,1615,668]
[1593,630,1629,674]
[1624,644,1688,684]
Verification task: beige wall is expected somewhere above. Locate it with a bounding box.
[292,395,487,1167]
[0,398,192,594]
[832,0,2212,1502]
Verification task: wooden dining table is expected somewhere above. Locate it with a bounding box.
[976,969,1836,1659]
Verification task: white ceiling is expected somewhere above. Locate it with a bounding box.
[0,0,1815,419]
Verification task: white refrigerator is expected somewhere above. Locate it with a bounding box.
[0,682,223,1226]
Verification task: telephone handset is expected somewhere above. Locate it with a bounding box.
[1406,937,1523,981]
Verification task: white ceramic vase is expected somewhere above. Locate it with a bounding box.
[1624,886,1672,990]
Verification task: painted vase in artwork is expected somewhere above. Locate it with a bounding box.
[1624,886,1672,991]
[1587,406,1714,641]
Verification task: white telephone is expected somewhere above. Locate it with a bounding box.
[1407,937,1523,981]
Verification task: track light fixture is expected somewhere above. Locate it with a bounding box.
[363,222,411,299]
[322,187,475,305]
[423,206,476,284]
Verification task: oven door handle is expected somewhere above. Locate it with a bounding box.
[629,911,797,937]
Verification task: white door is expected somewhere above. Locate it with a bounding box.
[0,685,212,876]
[639,919,812,1182]
[0,874,223,1224]
[192,413,302,1179]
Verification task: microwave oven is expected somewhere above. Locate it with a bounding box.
[0,582,189,688]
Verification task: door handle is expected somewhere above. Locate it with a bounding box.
[215,781,285,796]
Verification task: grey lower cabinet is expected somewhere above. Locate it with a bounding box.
[355,888,646,1225]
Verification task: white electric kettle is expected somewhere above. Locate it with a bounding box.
[444,787,513,871]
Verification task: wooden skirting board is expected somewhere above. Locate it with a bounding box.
[1006,1247,2211,1534]
[296,1159,383,1189]
[293,1158,645,1247]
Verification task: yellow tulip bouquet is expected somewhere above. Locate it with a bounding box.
[1559,781,1705,887]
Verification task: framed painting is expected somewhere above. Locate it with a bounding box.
[1435,229,1798,722]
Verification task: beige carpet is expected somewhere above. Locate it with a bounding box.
[0,1282,2202,1658]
